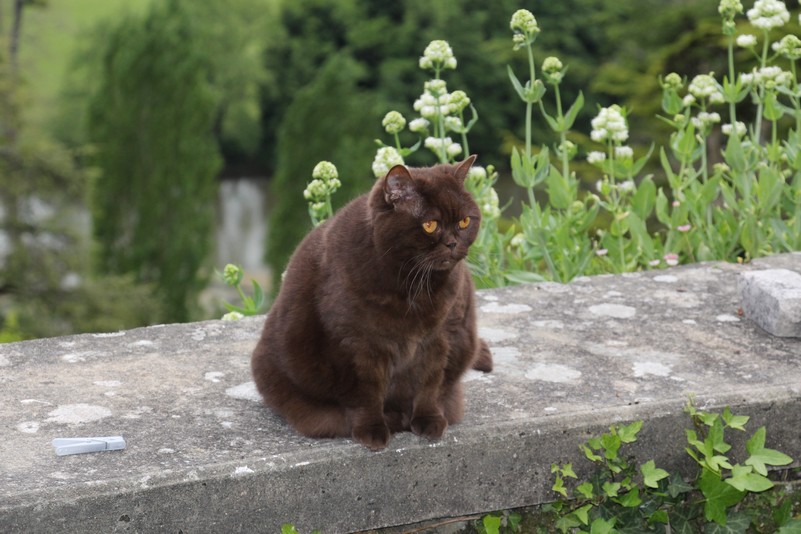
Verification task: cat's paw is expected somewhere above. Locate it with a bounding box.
[410,414,448,441]
[352,422,390,451]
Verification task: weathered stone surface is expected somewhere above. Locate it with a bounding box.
[740,268,801,337]
[1,254,800,534]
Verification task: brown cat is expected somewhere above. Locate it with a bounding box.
[251,155,492,450]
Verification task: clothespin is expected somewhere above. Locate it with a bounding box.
[52,436,126,456]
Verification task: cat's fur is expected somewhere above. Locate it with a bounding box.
[251,155,492,450]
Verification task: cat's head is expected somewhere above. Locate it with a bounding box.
[369,155,480,271]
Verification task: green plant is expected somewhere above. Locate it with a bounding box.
[280,524,320,534]
[216,263,266,319]
[544,402,796,533]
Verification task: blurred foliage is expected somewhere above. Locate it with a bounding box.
[82,0,276,323]
[3,0,733,338]
[261,0,725,279]
[0,43,161,340]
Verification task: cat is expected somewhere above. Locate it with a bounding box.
[251,155,493,450]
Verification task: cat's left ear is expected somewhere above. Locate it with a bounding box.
[383,164,420,212]
[454,154,478,183]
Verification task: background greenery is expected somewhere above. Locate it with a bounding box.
[0,0,762,340]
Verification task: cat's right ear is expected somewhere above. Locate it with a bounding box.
[383,165,419,211]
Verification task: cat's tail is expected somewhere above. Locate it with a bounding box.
[472,338,493,372]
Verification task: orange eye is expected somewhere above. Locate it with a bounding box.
[422,220,438,234]
[458,216,471,229]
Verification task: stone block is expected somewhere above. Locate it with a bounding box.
[740,268,801,337]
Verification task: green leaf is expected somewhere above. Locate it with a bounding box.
[482,514,502,534]
[507,65,527,103]
[745,427,793,476]
[547,167,572,210]
[699,468,746,525]
[668,473,694,498]
[553,474,568,498]
[777,519,801,533]
[631,175,656,221]
[649,510,669,525]
[724,130,746,173]
[504,270,546,285]
[615,486,642,508]
[704,511,750,534]
[573,503,594,525]
[617,420,643,443]
[563,91,585,131]
[709,418,732,454]
[726,464,773,492]
[562,463,578,479]
[589,517,617,534]
[602,481,621,497]
[601,432,622,460]
[641,460,669,488]
[281,525,300,534]
[582,444,603,462]
[577,481,595,499]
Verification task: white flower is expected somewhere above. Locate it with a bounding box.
[448,90,471,113]
[618,180,635,192]
[590,105,628,143]
[740,72,755,85]
[312,161,338,182]
[409,118,430,133]
[747,0,789,30]
[722,121,747,136]
[682,94,697,107]
[510,233,525,248]
[222,311,244,321]
[587,151,606,164]
[420,40,457,71]
[372,147,404,178]
[614,146,634,159]
[736,34,757,47]
[756,65,793,88]
[719,0,744,19]
[688,74,723,103]
[446,142,462,157]
[467,166,487,181]
[773,34,801,59]
[480,187,501,219]
[445,116,464,132]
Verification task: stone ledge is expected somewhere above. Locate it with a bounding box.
[740,268,801,337]
[1,253,800,533]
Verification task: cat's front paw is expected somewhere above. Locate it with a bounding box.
[410,414,448,441]
[352,422,390,451]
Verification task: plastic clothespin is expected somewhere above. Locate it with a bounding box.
[52,436,126,456]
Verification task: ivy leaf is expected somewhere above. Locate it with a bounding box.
[667,473,694,498]
[482,514,502,534]
[615,486,642,508]
[589,517,617,534]
[777,519,801,533]
[573,503,594,525]
[699,468,746,525]
[725,464,773,493]
[562,463,578,479]
[552,474,568,498]
[721,407,749,431]
[641,460,669,489]
[582,444,603,462]
[704,511,750,534]
[577,481,595,499]
[617,420,643,443]
[745,427,793,476]
[602,481,621,497]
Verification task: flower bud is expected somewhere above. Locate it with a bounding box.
[222,264,243,286]
[381,111,406,135]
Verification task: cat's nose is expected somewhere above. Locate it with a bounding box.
[445,240,457,250]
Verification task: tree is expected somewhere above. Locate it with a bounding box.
[266,52,381,283]
[87,0,222,322]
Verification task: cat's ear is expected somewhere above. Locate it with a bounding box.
[383,165,419,209]
[454,154,478,183]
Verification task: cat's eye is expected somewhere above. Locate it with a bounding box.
[422,220,438,234]
[458,216,471,229]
